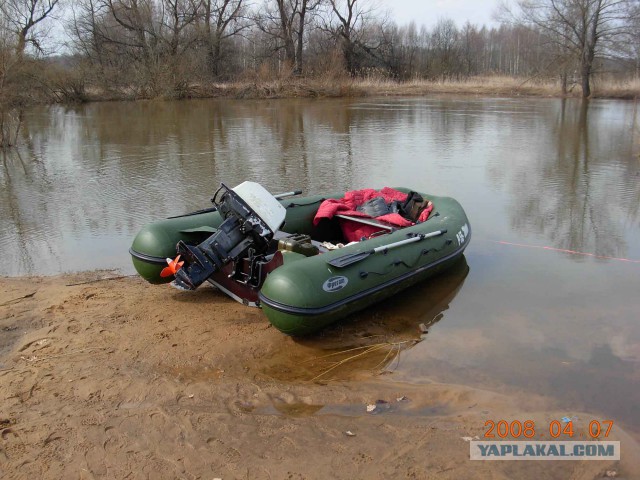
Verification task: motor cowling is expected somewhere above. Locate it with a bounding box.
[173,182,285,290]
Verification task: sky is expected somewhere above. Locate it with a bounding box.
[383,0,501,29]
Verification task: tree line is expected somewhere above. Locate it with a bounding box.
[0,0,639,135]
[66,0,640,95]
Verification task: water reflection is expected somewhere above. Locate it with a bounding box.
[2,96,640,439]
[1,150,40,274]
[2,97,638,275]
[390,240,640,434]
[259,257,469,382]
[393,308,640,434]
[491,99,639,260]
[1,100,389,276]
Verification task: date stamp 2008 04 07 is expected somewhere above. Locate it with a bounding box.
[483,419,614,440]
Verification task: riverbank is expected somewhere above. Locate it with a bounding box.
[1,272,638,479]
[81,76,640,102]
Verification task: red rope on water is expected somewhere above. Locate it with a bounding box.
[492,240,640,264]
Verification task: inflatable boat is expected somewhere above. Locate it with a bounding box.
[130,182,471,335]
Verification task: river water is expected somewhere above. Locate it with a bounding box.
[1,96,639,436]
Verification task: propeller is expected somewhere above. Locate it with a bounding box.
[160,254,184,278]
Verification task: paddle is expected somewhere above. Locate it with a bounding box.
[327,229,447,268]
[168,189,303,219]
[334,214,395,231]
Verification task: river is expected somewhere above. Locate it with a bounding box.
[1,96,639,438]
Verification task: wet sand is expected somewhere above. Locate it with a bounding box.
[1,273,638,479]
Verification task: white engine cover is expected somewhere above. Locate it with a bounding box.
[232,181,286,233]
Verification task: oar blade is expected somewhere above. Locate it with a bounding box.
[327,250,372,268]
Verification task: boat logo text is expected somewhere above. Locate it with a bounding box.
[456,224,469,246]
[323,276,349,292]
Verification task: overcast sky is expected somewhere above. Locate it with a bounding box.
[384,0,501,29]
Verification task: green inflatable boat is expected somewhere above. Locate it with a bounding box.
[130,182,471,336]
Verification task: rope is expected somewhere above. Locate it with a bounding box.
[493,240,640,264]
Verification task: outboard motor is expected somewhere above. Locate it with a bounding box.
[173,182,286,290]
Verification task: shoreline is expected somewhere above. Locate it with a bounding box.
[76,77,640,103]
[1,272,639,478]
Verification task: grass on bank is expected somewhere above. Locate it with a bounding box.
[81,75,640,102]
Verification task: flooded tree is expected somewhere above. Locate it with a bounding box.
[0,43,24,147]
[0,0,61,147]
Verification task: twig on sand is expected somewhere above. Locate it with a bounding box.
[1,348,108,373]
[0,291,36,307]
[304,344,384,362]
[20,347,109,363]
[310,339,419,381]
[311,344,389,381]
[65,275,137,287]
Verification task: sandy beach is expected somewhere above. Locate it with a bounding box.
[1,272,638,479]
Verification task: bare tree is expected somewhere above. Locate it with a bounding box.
[375,21,397,76]
[402,21,419,77]
[459,22,478,76]
[293,0,320,74]
[159,0,201,91]
[0,0,60,55]
[503,0,639,97]
[70,0,141,94]
[161,0,200,58]
[0,1,62,146]
[199,0,247,78]
[0,28,23,146]
[70,0,106,66]
[626,1,640,76]
[430,18,460,80]
[321,0,384,75]
[71,0,202,95]
[255,0,320,74]
[105,0,159,75]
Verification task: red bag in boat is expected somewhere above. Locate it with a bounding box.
[313,188,433,243]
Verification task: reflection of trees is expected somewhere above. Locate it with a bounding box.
[0,149,58,274]
[631,102,640,227]
[503,99,638,259]
[5,97,636,275]
[1,151,30,272]
[1,98,434,275]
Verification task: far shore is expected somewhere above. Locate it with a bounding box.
[77,76,640,103]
